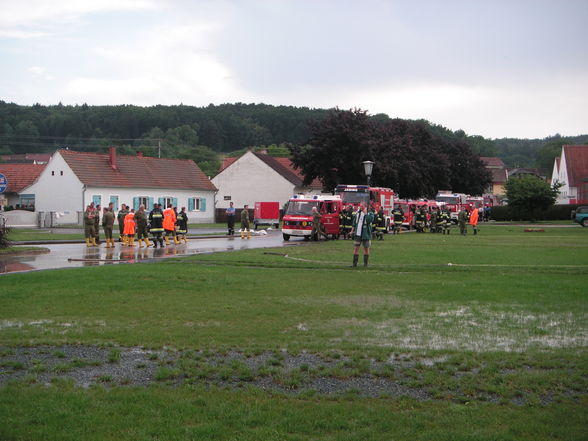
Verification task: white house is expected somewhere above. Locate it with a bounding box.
[0,163,46,209]
[211,150,324,209]
[552,145,588,204]
[22,148,217,225]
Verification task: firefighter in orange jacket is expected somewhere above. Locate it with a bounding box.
[163,203,178,245]
[123,209,136,246]
[469,207,479,235]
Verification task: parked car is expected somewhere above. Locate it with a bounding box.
[572,206,588,227]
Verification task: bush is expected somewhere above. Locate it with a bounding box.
[490,204,579,221]
[0,224,10,249]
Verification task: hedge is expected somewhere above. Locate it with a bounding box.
[490,204,580,221]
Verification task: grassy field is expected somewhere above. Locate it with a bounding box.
[1,225,587,440]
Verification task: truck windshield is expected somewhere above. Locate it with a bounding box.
[436,195,458,204]
[285,201,320,216]
[341,191,369,205]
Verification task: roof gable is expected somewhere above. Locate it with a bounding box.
[58,149,216,191]
[562,145,588,189]
[480,157,505,168]
[0,164,46,193]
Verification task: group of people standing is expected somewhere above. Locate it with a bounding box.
[225,202,252,239]
[83,202,189,248]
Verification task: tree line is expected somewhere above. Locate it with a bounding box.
[1,101,585,183]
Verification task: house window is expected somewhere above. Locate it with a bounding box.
[92,195,101,207]
[224,196,232,201]
[188,197,206,212]
[133,196,153,210]
[109,195,119,211]
[158,197,177,209]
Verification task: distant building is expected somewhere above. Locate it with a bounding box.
[22,148,217,225]
[0,163,46,209]
[0,153,52,164]
[552,145,588,204]
[480,157,507,195]
[212,150,324,209]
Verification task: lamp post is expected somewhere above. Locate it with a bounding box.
[362,160,374,186]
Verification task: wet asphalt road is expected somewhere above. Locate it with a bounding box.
[1,230,305,274]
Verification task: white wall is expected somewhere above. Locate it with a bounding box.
[212,152,321,209]
[84,187,216,223]
[555,149,572,204]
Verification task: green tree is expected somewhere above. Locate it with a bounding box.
[504,175,561,221]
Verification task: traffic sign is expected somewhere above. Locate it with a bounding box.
[0,173,7,193]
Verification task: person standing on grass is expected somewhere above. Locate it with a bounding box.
[469,207,479,235]
[351,202,374,267]
[93,204,101,245]
[226,201,236,236]
[458,208,469,235]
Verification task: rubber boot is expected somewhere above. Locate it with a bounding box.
[474,228,477,235]
[138,238,144,248]
[91,237,98,247]
[247,230,251,239]
[173,235,180,245]
[153,238,158,248]
[129,237,135,247]
[86,238,92,247]
[164,236,170,245]
[241,230,245,239]
[145,238,152,247]
[159,238,164,248]
[352,254,359,267]
[364,254,369,267]
[110,238,115,248]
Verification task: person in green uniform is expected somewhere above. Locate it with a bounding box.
[351,202,374,267]
[241,204,251,239]
[93,204,101,245]
[117,204,129,242]
[458,208,469,235]
[134,204,151,248]
[83,205,97,247]
[311,206,327,241]
[102,206,115,248]
[429,207,439,233]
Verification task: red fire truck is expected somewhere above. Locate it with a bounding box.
[435,191,468,222]
[335,185,395,231]
[281,194,343,241]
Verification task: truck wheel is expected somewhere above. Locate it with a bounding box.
[283,233,290,241]
[582,219,588,227]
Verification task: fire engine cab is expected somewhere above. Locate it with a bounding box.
[335,185,395,231]
[281,194,343,241]
[435,191,468,222]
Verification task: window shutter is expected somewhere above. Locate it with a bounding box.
[172,197,178,208]
[133,197,140,211]
[158,197,165,207]
[148,197,154,211]
[200,198,206,212]
[93,195,101,206]
[188,198,194,211]
[110,195,119,211]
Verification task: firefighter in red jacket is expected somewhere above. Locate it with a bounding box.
[163,203,178,245]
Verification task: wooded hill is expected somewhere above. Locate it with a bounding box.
[1,101,586,177]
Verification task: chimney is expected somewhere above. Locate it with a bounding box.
[109,147,118,170]
[136,151,143,158]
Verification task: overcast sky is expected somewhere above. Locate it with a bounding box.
[1,0,587,139]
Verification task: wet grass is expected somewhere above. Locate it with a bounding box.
[0,225,586,439]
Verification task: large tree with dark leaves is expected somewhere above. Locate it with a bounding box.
[290,108,491,198]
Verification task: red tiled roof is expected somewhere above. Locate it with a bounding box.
[219,157,238,172]
[563,145,588,190]
[480,157,505,168]
[0,164,46,193]
[58,149,216,191]
[490,168,507,184]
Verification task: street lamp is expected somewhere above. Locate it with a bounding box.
[362,160,374,186]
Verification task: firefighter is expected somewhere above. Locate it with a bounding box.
[458,208,469,235]
[117,204,129,242]
[241,204,251,239]
[134,204,151,248]
[93,204,101,245]
[469,207,479,235]
[176,206,189,243]
[340,205,354,239]
[311,206,327,241]
[415,207,426,233]
[149,203,165,248]
[440,208,451,235]
[351,202,374,267]
[163,203,177,245]
[102,206,115,248]
[392,206,404,234]
[429,207,439,233]
[374,207,386,240]
[83,205,97,247]
[123,209,136,246]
